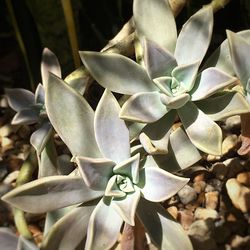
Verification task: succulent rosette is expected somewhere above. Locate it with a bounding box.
[80,0,249,156]
[2,75,193,249]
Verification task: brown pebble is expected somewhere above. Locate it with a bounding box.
[237,171,250,187]
[211,162,228,180]
[230,235,250,249]
[205,191,219,210]
[177,209,194,231]
[193,181,206,194]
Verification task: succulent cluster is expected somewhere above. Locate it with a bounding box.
[1,0,250,250]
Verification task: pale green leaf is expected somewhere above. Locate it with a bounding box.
[17,236,38,250]
[12,108,40,125]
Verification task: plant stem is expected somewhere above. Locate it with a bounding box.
[13,148,38,239]
[204,0,232,12]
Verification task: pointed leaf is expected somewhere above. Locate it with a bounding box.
[95,89,130,163]
[0,228,18,250]
[5,88,35,112]
[178,102,222,155]
[105,175,126,198]
[175,7,213,65]
[30,121,52,155]
[172,62,200,92]
[144,39,177,78]
[74,156,114,190]
[227,30,250,87]
[133,0,177,53]
[113,153,140,184]
[35,83,45,104]
[85,198,123,250]
[42,202,97,250]
[1,176,103,213]
[196,91,250,121]
[45,74,101,157]
[41,48,61,86]
[80,51,157,95]
[153,77,173,96]
[120,92,167,123]
[191,68,237,101]
[139,167,188,202]
[17,236,39,250]
[12,108,40,125]
[137,198,193,250]
[111,188,141,226]
[160,93,190,109]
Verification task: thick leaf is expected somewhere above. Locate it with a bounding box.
[45,74,101,157]
[5,88,35,112]
[111,188,141,226]
[227,30,250,87]
[174,6,213,65]
[42,202,97,250]
[64,66,88,95]
[196,91,250,121]
[120,92,167,123]
[1,176,103,213]
[17,236,38,250]
[113,153,140,184]
[160,93,190,109]
[140,110,176,154]
[0,228,18,250]
[137,198,193,250]
[178,102,222,155]
[139,167,188,202]
[80,51,157,95]
[85,198,123,250]
[202,30,250,74]
[172,61,200,92]
[169,127,201,169]
[133,0,177,53]
[30,121,52,155]
[35,83,45,104]
[41,48,61,86]
[191,68,237,101]
[153,77,173,96]
[12,108,40,125]
[74,156,114,190]
[95,90,130,163]
[144,39,177,78]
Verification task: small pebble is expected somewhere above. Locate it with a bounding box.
[1,137,14,153]
[226,178,250,213]
[222,134,239,156]
[211,162,228,180]
[188,219,215,239]
[223,115,241,132]
[3,170,19,184]
[0,124,16,137]
[206,154,221,162]
[194,207,219,220]
[178,185,197,205]
[205,191,219,210]
[193,181,206,194]
[206,178,222,192]
[223,157,244,178]
[230,235,250,249]
[237,172,250,187]
[177,209,194,230]
[166,206,178,220]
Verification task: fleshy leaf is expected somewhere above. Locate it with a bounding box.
[30,121,52,155]
[105,175,126,198]
[1,176,103,213]
[144,39,177,78]
[95,89,130,163]
[5,88,35,112]
[35,83,45,104]
[0,228,18,250]
[160,93,190,109]
[41,48,61,86]
[140,110,176,154]
[113,153,140,184]
[133,0,177,53]
[80,51,157,95]
[11,108,40,125]
[45,74,101,157]
[178,102,222,155]
[172,61,200,92]
[191,68,237,101]
[74,156,115,190]
[174,6,213,65]
[153,77,173,96]
[42,202,97,250]
[111,187,141,226]
[85,198,123,250]
[196,91,250,121]
[202,30,250,74]
[139,167,188,202]
[120,92,167,123]
[137,198,193,250]
[227,30,250,87]
[17,236,38,250]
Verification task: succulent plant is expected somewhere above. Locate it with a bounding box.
[80,1,250,156]
[2,75,193,249]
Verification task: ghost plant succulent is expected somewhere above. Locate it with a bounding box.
[2,75,193,249]
[80,0,250,156]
